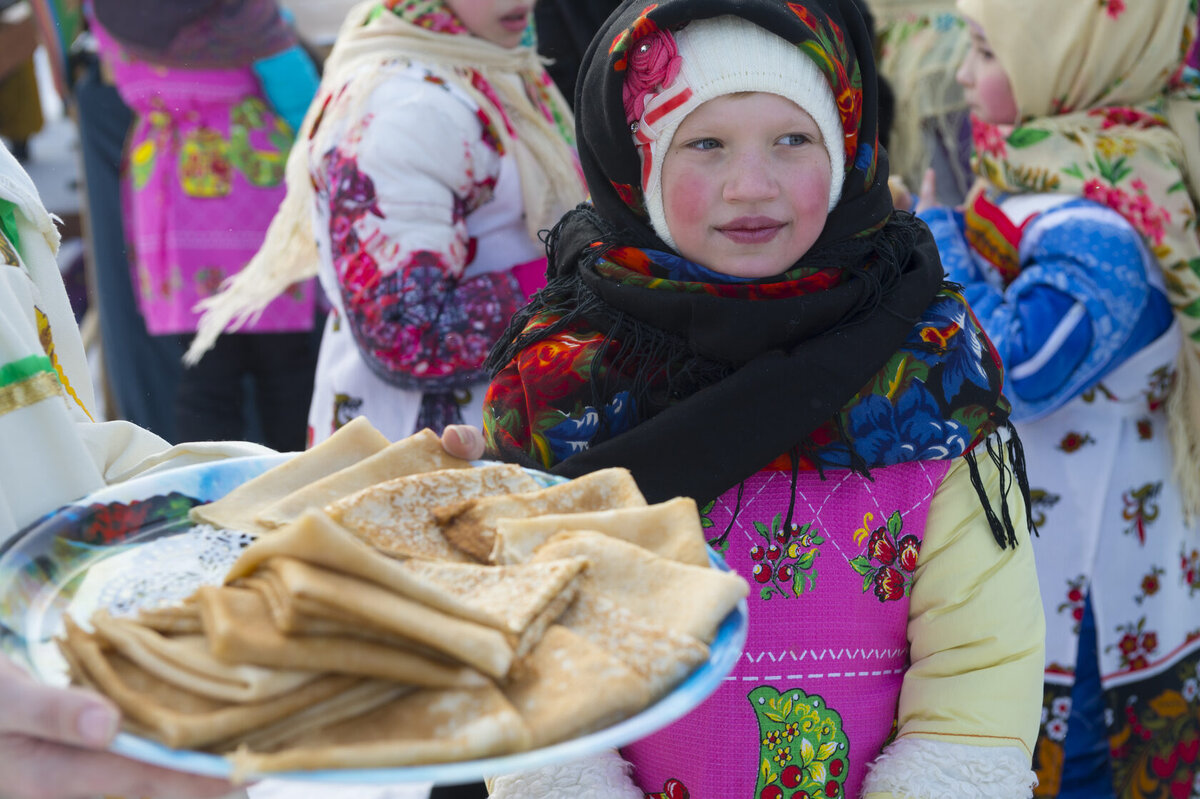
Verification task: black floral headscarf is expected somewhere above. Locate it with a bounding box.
[484,0,1030,548]
[578,0,893,249]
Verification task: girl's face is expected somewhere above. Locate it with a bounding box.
[660,92,833,279]
[956,20,1019,125]
[443,0,532,48]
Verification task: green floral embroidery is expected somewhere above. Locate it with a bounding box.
[750,686,849,799]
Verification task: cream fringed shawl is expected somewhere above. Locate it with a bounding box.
[868,0,970,191]
[186,1,584,364]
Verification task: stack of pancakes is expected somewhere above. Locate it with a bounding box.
[58,418,749,780]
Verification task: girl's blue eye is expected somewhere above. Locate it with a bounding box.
[686,138,721,151]
[780,134,812,146]
[971,39,995,60]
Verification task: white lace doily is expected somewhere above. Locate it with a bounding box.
[83,525,255,618]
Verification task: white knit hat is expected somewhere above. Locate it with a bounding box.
[630,15,846,251]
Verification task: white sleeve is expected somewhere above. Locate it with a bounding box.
[0,185,273,544]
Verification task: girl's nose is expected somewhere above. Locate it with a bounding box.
[956,53,974,88]
[723,151,778,203]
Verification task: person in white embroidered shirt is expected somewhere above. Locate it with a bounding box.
[0,143,485,799]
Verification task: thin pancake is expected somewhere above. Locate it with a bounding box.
[190,416,390,534]
[197,585,490,686]
[435,467,646,560]
[223,510,499,628]
[531,530,747,643]
[490,497,709,566]
[326,464,540,561]
[255,430,471,529]
[91,611,318,703]
[58,616,362,750]
[254,559,514,679]
[502,625,651,748]
[227,683,531,779]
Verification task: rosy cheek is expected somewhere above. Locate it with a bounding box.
[663,170,711,239]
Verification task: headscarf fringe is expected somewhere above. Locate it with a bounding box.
[964,423,1034,550]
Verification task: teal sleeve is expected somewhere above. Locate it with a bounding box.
[252,44,320,134]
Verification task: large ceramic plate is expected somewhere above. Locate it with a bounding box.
[0,454,748,784]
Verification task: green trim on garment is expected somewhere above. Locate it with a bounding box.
[0,198,20,263]
[0,199,19,250]
[0,355,55,389]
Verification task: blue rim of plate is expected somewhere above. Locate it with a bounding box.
[0,453,749,784]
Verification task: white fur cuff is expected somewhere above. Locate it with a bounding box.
[862,737,1037,799]
[488,749,643,799]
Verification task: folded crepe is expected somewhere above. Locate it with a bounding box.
[238,573,462,663]
[254,430,471,530]
[558,591,710,701]
[228,683,532,779]
[136,601,203,634]
[223,509,498,628]
[58,616,363,750]
[394,556,588,635]
[490,497,710,567]
[197,585,490,686]
[530,531,748,643]
[190,416,390,534]
[502,625,651,749]
[90,610,318,703]
[250,559,514,679]
[434,467,647,561]
[214,680,413,755]
[239,572,394,635]
[326,464,540,561]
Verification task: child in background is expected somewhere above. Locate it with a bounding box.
[89,0,320,452]
[481,0,1044,796]
[918,3,1200,797]
[189,0,587,446]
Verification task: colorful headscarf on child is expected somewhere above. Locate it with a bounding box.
[958,0,1200,515]
[187,0,583,362]
[484,0,1031,547]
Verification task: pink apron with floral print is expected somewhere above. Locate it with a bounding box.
[624,459,951,799]
[93,23,314,335]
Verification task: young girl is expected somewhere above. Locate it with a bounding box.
[918,3,1200,797]
[90,0,320,450]
[481,1,1045,796]
[189,0,587,446]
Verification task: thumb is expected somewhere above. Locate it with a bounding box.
[0,656,120,749]
[442,424,486,461]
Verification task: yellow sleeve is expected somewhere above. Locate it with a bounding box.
[863,447,1045,798]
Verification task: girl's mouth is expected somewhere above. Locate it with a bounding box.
[499,9,530,32]
[716,218,786,245]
